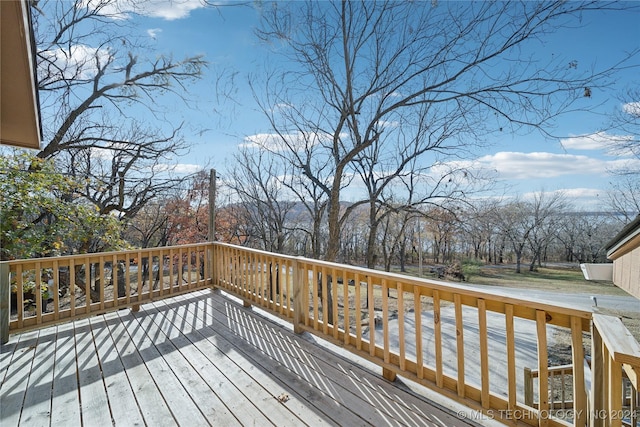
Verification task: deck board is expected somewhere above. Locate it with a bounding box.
[50,322,81,426]
[74,318,113,427]
[103,314,177,427]
[87,316,144,427]
[1,330,40,426]
[1,289,476,427]
[178,293,431,426]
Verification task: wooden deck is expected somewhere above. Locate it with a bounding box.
[1,289,478,427]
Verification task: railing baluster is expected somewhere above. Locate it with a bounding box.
[332,267,339,340]
[35,262,43,324]
[368,274,375,358]
[382,279,389,365]
[312,264,319,331]
[478,298,490,409]
[355,272,362,351]
[550,370,555,411]
[536,310,549,427]
[251,251,258,304]
[397,282,405,372]
[69,259,76,317]
[321,266,328,335]
[343,271,350,346]
[196,249,202,287]
[283,260,289,315]
[52,259,59,319]
[136,251,142,302]
[505,304,516,411]
[112,254,119,305]
[99,256,105,310]
[124,255,130,303]
[433,290,443,389]
[16,265,24,328]
[415,287,424,380]
[454,293,464,397]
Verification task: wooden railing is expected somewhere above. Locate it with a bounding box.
[591,314,640,427]
[0,243,213,340]
[524,363,577,410]
[212,242,640,427]
[524,356,639,427]
[2,241,639,426]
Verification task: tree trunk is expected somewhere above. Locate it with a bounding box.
[317,272,334,325]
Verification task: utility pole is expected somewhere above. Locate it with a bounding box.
[209,168,216,242]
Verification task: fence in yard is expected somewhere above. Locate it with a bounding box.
[2,241,639,427]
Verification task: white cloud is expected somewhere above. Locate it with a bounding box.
[623,101,640,117]
[81,0,207,21]
[241,131,337,152]
[39,44,112,80]
[134,0,206,20]
[147,28,162,39]
[376,120,399,129]
[560,131,633,151]
[517,188,606,208]
[153,163,202,174]
[89,143,129,160]
[473,151,624,179]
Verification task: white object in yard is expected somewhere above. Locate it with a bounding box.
[580,263,613,281]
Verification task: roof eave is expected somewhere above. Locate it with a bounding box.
[0,0,42,150]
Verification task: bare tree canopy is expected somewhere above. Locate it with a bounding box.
[33,0,207,221]
[607,88,640,174]
[250,0,636,262]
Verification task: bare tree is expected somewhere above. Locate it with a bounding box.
[607,176,640,223]
[228,146,296,252]
[603,87,640,221]
[253,0,634,264]
[495,200,533,274]
[125,200,171,248]
[350,105,477,269]
[607,88,640,174]
[458,200,501,263]
[32,0,208,229]
[556,212,619,263]
[525,191,568,271]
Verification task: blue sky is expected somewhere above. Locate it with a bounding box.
[96,1,640,209]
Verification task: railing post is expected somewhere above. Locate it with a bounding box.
[0,261,10,344]
[292,257,305,334]
[591,321,604,427]
[570,316,587,427]
[209,243,217,291]
[523,367,533,407]
[209,169,217,292]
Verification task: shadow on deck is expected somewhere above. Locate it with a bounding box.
[1,289,480,426]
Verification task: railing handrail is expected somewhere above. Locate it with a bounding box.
[4,242,213,266]
[593,313,640,368]
[212,241,593,326]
